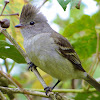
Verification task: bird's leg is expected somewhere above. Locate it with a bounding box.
[28,62,37,71]
[44,80,60,95]
[28,62,48,90]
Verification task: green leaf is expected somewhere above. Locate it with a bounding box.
[63,15,95,37]
[57,0,70,11]
[72,32,97,60]
[74,91,100,100]
[0,34,5,40]
[62,15,97,66]
[94,0,100,3]
[92,11,100,25]
[57,0,81,11]
[0,40,26,63]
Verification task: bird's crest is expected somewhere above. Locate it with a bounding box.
[20,4,39,23]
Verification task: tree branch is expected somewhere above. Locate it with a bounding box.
[0,0,61,99]
[32,88,97,93]
[0,13,19,16]
[0,28,47,86]
[4,59,9,72]
[0,86,68,100]
[0,86,97,100]
[0,70,20,88]
[0,70,33,100]
[0,28,67,100]
[0,0,9,15]
[0,90,7,100]
[0,86,97,96]
[0,86,48,98]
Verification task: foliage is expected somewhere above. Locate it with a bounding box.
[74,91,100,100]
[63,15,97,60]
[57,0,81,11]
[0,40,25,63]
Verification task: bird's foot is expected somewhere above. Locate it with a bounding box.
[27,62,37,71]
[44,86,53,95]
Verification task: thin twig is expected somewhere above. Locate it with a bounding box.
[30,88,97,93]
[0,27,69,100]
[0,86,97,95]
[76,0,81,9]
[0,70,20,87]
[0,1,47,99]
[38,0,48,9]
[32,67,47,88]
[0,90,7,100]
[0,86,47,98]
[0,70,32,100]
[0,29,47,88]
[0,13,19,16]
[8,61,15,74]
[0,28,63,99]
[0,0,19,16]
[4,59,9,72]
[0,86,69,100]
[1,0,9,15]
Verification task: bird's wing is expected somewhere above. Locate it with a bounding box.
[51,32,85,72]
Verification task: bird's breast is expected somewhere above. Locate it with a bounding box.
[24,33,84,81]
[24,33,57,68]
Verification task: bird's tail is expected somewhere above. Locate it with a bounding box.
[84,74,100,92]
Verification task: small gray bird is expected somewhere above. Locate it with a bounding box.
[15,4,100,93]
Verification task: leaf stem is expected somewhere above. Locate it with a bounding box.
[8,61,15,74]
[4,59,9,72]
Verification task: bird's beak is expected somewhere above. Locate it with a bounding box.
[15,24,23,28]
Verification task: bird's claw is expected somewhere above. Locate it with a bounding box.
[44,86,53,95]
[27,62,37,71]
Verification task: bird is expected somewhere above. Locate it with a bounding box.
[15,3,100,94]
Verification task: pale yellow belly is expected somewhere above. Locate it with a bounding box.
[24,34,84,81]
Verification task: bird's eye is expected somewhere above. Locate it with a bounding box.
[30,21,35,25]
